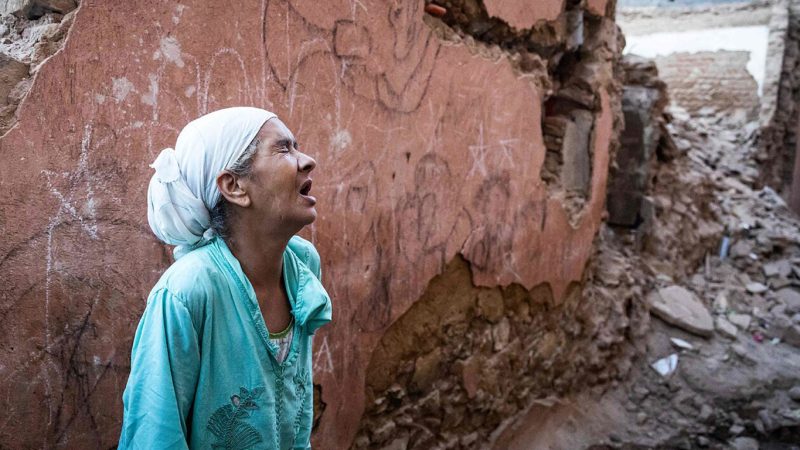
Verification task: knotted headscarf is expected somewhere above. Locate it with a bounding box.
[147,107,276,258]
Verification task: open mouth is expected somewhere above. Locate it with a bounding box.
[299,179,312,196]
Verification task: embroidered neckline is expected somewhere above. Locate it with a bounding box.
[269,316,295,339]
[213,237,302,367]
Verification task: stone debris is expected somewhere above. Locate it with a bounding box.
[777,287,800,314]
[716,316,739,339]
[728,313,752,330]
[746,282,769,294]
[520,48,800,447]
[730,436,760,450]
[789,386,800,402]
[647,285,714,337]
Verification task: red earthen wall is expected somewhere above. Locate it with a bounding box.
[0,1,617,448]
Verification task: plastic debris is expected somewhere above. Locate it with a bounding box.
[670,337,694,350]
[650,354,679,377]
[719,235,731,259]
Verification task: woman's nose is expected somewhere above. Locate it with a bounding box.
[298,151,316,173]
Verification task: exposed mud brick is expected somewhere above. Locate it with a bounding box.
[606,55,667,227]
[0,53,26,96]
[358,232,648,448]
[655,51,760,119]
[562,109,593,194]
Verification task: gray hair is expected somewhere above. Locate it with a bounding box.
[209,136,260,240]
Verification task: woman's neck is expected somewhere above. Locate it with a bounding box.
[226,222,293,291]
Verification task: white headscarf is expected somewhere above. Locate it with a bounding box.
[147,107,276,258]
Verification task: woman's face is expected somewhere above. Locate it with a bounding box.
[241,118,317,232]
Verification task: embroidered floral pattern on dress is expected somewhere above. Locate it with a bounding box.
[292,369,311,446]
[206,387,265,450]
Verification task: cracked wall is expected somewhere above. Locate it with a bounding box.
[0,0,622,448]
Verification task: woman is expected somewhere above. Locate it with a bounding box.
[119,107,332,450]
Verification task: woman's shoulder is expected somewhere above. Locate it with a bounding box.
[287,235,321,279]
[150,244,228,308]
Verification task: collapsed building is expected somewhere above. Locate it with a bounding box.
[0,0,799,449]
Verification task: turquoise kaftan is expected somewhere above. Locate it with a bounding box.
[119,236,332,450]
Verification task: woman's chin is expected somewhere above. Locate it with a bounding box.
[300,208,317,225]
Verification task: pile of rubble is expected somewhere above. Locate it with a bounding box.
[597,102,800,448]
[495,50,800,448]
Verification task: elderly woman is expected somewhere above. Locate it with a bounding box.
[119,107,332,450]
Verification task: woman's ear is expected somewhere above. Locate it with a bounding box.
[217,171,251,208]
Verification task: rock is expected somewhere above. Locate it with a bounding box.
[746,282,769,294]
[783,325,800,348]
[648,286,714,337]
[371,420,396,443]
[696,436,710,447]
[411,348,442,392]
[491,318,511,351]
[776,287,800,314]
[730,437,758,450]
[789,386,800,402]
[698,404,714,422]
[729,424,745,436]
[768,314,792,339]
[758,409,775,431]
[379,436,408,450]
[713,291,729,313]
[477,290,504,323]
[764,260,792,278]
[731,344,756,365]
[771,277,792,290]
[731,240,752,258]
[636,412,648,424]
[716,316,739,339]
[728,313,752,330]
[1,0,77,19]
[0,54,29,108]
[457,356,482,399]
[460,433,478,447]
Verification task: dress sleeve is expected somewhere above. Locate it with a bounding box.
[118,289,201,450]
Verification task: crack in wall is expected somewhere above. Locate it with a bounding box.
[348,3,628,447]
